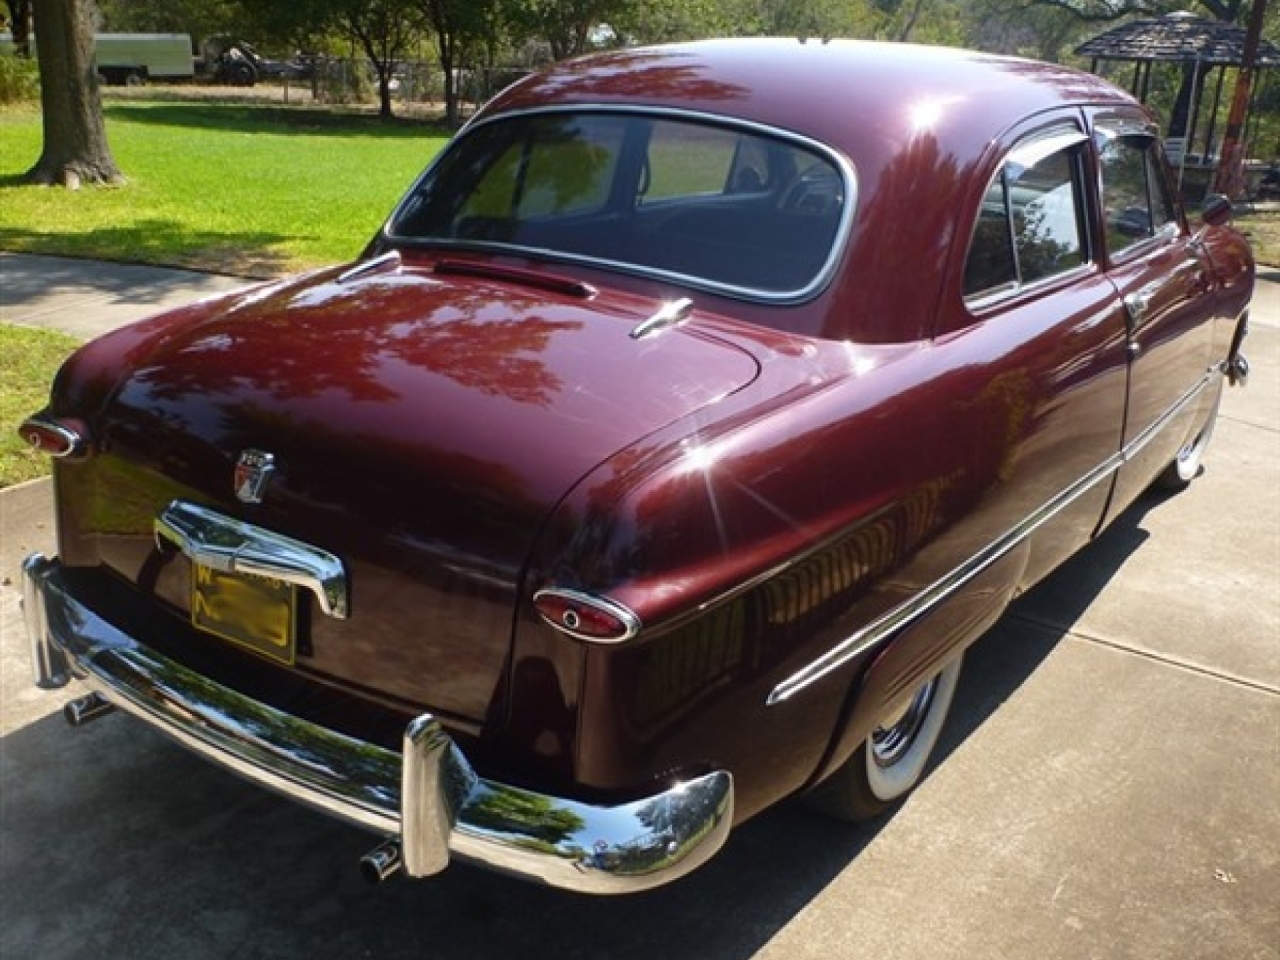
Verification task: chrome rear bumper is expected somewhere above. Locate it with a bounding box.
[21,554,733,894]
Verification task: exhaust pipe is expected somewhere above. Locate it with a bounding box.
[360,840,403,884]
[63,693,115,727]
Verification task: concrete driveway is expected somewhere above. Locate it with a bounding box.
[1,254,1276,960]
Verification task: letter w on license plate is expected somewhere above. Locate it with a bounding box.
[192,564,297,665]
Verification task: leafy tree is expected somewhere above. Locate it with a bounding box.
[96,0,237,41]
[418,0,500,125]
[504,0,638,60]
[221,0,349,55]
[332,0,422,117]
[612,0,735,43]
[26,0,123,187]
[966,0,1095,59]
[724,0,876,37]
[1020,0,1248,21]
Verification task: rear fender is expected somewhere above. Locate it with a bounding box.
[806,542,1027,791]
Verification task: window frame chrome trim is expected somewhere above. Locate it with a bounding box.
[382,104,859,306]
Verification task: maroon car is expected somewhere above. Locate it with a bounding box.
[20,39,1253,893]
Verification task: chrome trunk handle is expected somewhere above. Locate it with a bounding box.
[155,499,349,619]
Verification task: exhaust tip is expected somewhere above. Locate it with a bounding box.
[360,840,403,885]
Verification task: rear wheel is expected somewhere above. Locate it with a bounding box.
[807,656,962,822]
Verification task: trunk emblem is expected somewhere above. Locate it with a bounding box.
[234,450,276,504]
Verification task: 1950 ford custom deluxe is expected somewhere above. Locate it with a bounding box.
[20,38,1253,894]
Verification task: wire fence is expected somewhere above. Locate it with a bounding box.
[294,58,532,118]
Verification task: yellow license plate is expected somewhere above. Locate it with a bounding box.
[191,564,297,665]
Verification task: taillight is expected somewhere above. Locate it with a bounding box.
[533,588,641,643]
[17,416,88,459]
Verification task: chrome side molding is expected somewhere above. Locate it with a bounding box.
[155,500,349,619]
[770,369,1227,706]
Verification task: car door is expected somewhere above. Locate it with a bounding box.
[1093,116,1218,513]
[953,123,1130,590]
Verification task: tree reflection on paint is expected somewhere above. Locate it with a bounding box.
[124,274,582,413]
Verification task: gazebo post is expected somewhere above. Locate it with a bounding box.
[1203,66,1228,166]
[1183,58,1204,188]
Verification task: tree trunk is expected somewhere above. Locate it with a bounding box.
[378,71,394,118]
[26,0,124,188]
[9,0,34,56]
[439,35,458,126]
[1213,0,1268,198]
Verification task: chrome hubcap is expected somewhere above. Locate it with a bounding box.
[870,677,938,768]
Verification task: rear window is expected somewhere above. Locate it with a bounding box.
[388,111,851,300]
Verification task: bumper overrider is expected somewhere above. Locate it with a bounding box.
[21,554,734,894]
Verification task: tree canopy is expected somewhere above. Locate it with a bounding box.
[19,0,1276,189]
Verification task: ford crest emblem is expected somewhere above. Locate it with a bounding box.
[234,450,275,504]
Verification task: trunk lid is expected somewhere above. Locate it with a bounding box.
[68,263,759,724]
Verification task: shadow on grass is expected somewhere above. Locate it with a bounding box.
[104,101,452,140]
[0,219,292,282]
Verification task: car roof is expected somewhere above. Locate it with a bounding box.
[478,40,1145,342]
[484,38,1135,167]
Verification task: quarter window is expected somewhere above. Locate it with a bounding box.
[964,137,1088,301]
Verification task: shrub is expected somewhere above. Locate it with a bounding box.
[0,54,40,104]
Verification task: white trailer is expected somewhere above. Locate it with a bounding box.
[94,33,195,84]
[0,32,195,85]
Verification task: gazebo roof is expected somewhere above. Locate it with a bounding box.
[1076,10,1280,66]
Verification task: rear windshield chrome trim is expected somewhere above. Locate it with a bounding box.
[383,104,858,306]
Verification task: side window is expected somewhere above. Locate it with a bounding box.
[458,116,626,221]
[641,121,739,203]
[1099,134,1179,254]
[964,135,1088,300]
[963,177,1017,296]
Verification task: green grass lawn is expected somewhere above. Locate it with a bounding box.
[0,101,450,276]
[1238,211,1280,267]
[0,324,82,487]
